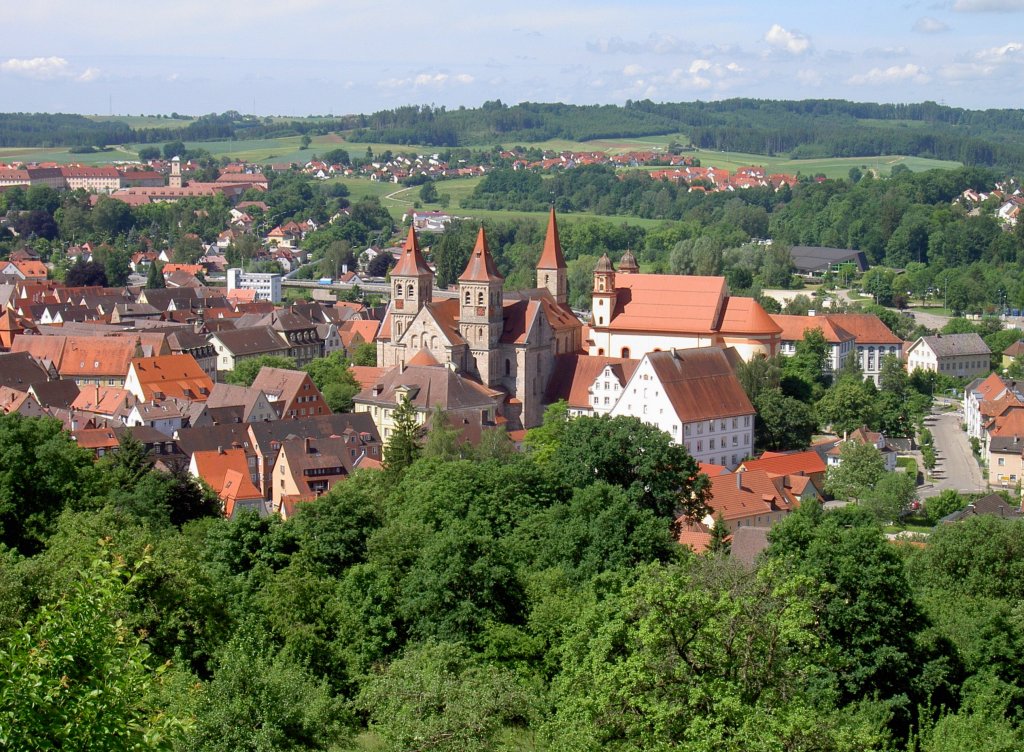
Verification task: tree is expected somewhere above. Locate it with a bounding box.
[817,377,879,435]
[367,252,395,278]
[825,441,886,501]
[163,141,186,160]
[64,259,108,287]
[181,624,349,752]
[548,557,888,750]
[863,471,916,524]
[736,354,781,404]
[299,134,312,150]
[707,512,731,554]
[752,386,816,451]
[92,196,135,238]
[350,341,377,366]
[923,489,965,525]
[223,355,297,386]
[550,414,709,521]
[102,245,132,286]
[383,395,421,474]
[0,550,185,751]
[0,414,99,554]
[419,180,439,204]
[303,352,360,412]
[146,261,165,289]
[359,641,534,752]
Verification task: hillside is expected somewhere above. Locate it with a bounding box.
[0,99,1021,171]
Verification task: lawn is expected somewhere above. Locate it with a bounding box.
[85,114,196,129]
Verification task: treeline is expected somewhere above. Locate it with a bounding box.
[0,111,366,149]
[4,408,1024,750]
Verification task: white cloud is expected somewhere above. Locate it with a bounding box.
[676,59,744,89]
[622,63,644,76]
[764,24,811,54]
[587,33,690,55]
[976,41,1024,60]
[379,72,475,89]
[953,0,1024,10]
[77,67,100,82]
[848,63,929,85]
[1,56,71,79]
[913,16,950,32]
[939,62,997,79]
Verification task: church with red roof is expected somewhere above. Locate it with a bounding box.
[377,208,583,428]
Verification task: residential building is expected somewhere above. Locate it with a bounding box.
[771,313,855,374]
[826,313,905,386]
[543,353,639,417]
[354,352,503,440]
[698,469,811,533]
[608,347,755,469]
[124,354,213,403]
[824,426,899,472]
[250,367,331,421]
[189,447,267,518]
[906,333,991,379]
[208,326,291,375]
[227,268,282,303]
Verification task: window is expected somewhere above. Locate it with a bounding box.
[477,291,484,305]
[464,290,471,304]
[407,284,414,298]
[621,347,630,358]
[684,424,691,436]
[709,439,716,450]
[395,284,403,298]
[999,457,1006,466]
[732,435,738,446]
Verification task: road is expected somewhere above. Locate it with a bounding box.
[919,407,986,497]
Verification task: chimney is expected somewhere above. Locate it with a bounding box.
[808,309,816,317]
[736,471,743,490]
[94,384,99,405]
[304,437,312,454]
[342,263,348,274]
[217,445,224,454]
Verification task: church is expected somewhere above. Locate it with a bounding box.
[587,251,781,361]
[376,208,582,429]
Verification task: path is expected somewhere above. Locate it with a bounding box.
[919,407,986,498]
[384,186,415,205]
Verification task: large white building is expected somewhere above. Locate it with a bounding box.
[906,333,991,379]
[227,268,282,303]
[608,347,756,469]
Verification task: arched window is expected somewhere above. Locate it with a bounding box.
[407,284,414,298]
[621,347,631,358]
[411,335,419,349]
[597,348,605,356]
[395,284,403,298]
[544,274,549,286]
[598,317,603,325]
[464,290,471,305]
[477,291,484,305]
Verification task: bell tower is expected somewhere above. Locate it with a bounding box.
[459,226,504,386]
[390,225,433,342]
[591,253,616,329]
[536,206,568,305]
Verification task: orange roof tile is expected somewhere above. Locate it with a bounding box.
[459,226,503,283]
[607,274,728,335]
[537,207,566,270]
[707,470,796,523]
[129,354,213,402]
[544,353,639,409]
[824,313,903,345]
[738,449,827,477]
[392,225,432,277]
[717,296,783,337]
[771,314,855,344]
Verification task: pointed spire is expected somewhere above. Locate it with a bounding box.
[459,226,504,282]
[537,206,566,270]
[392,225,432,276]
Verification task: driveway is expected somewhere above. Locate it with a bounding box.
[919,407,986,497]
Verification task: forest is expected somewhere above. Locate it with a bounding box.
[2,405,1024,751]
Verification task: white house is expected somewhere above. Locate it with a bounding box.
[906,333,991,379]
[608,347,755,469]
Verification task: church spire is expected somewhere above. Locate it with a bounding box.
[537,206,566,270]
[459,226,503,282]
[392,225,431,277]
[537,207,568,305]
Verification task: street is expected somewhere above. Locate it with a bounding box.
[919,407,986,497]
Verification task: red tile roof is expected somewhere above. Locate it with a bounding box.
[391,225,432,277]
[738,449,827,477]
[129,354,213,402]
[537,207,566,270]
[459,226,503,283]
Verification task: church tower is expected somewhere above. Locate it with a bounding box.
[536,206,568,305]
[459,226,504,386]
[591,253,616,329]
[169,156,183,188]
[390,225,433,341]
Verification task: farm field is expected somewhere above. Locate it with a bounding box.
[85,115,196,129]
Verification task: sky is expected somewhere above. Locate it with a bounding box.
[2,0,1023,117]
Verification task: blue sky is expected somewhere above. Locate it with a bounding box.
[2,0,1023,116]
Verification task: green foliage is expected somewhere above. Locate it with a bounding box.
[825,441,887,501]
[0,414,99,554]
[0,549,186,751]
[350,341,377,367]
[548,414,709,521]
[752,386,817,452]
[180,624,351,751]
[145,260,165,288]
[817,377,879,436]
[863,472,917,524]
[359,641,535,752]
[303,351,360,412]
[383,395,421,474]
[923,489,965,525]
[223,355,297,386]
